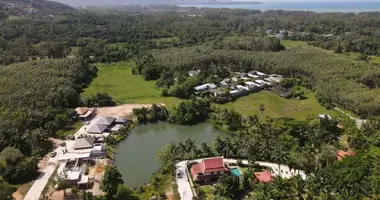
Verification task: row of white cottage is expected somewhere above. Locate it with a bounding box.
[194,71,283,98]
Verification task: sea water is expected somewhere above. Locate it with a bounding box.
[182,1,380,13]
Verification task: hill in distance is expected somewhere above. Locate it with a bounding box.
[51,0,261,7]
[0,0,74,15]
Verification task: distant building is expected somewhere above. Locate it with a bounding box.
[336,150,355,161]
[190,157,229,182]
[194,83,217,92]
[254,80,270,88]
[230,88,249,98]
[188,70,200,77]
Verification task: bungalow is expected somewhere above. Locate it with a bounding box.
[220,81,228,87]
[236,85,250,91]
[240,77,251,81]
[115,116,128,124]
[247,73,260,79]
[249,71,266,77]
[245,81,261,87]
[86,124,108,134]
[254,80,270,88]
[191,157,229,182]
[230,88,249,98]
[336,150,355,161]
[254,171,273,183]
[231,77,239,83]
[111,124,125,132]
[194,83,217,92]
[92,116,116,126]
[74,137,95,150]
[245,82,261,92]
[264,77,278,86]
[75,107,94,121]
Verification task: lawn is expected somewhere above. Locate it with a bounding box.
[219,89,337,120]
[82,61,182,108]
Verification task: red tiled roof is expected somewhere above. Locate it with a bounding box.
[255,171,273,183]
[190,157,229,179]
[191,163,204,176]
[203,157,228,173]
[336,150,355,161]
[75,107,89,115]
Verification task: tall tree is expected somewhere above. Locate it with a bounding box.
[101,166,124,199]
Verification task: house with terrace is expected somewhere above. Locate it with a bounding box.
[190,157,230,183]
[75,107,95,121]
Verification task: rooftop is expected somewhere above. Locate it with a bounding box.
[336,150,355,161]
[255,171,273,183]
[86,124,108,134]
[75,107,89,115]
[74,137,95,150]
[92,116,116,126]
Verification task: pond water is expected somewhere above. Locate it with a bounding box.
[114,122,226,187]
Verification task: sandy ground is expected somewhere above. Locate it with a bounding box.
[95,104,165,117]
[13,190,24,200]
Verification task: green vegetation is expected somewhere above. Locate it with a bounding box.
[82,61,181,107]
[56,121,83,139]
[220,90,335,120]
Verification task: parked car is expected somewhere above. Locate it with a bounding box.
[50,152,57,157]
[176,171,182,178]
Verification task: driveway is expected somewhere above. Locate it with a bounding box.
[24,148,62,200]
[175,161,194,200]
[333,107,366,129]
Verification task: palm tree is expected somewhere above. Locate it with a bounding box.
[200,142,214,157]
[184,138,196,155]
[289,176,311,200]
[271,147,290,177]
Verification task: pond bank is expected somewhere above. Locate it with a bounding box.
[113,122,226,187]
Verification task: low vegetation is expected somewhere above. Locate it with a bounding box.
[82,61,181,107]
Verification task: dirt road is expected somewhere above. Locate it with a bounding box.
[96,103,165,117]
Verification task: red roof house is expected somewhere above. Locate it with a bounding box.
[254,171,273,183]
[190,157,229,182]
[336,150,356,161]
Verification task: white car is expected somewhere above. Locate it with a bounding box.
[176,171,182,178]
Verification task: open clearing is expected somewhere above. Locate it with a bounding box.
[96,104,164,117]
[83,60,341,120]
[82,61,181,108]
[220,90,336,120]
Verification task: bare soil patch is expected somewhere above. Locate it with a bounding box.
[95,103,165,117]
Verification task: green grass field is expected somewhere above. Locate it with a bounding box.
[220,89,336,120]
[82,61,340,120]
[82,61,181,107]
[281,40,380,64]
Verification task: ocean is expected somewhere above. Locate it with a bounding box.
[181,1,380,13]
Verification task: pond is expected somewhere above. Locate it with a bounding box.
[114,122,226,187]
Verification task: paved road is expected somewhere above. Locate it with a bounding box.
[175,161,194,200]
[24,148,62,200]
[333,107,366,129]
